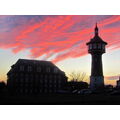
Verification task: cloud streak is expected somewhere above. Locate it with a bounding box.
[0,15,120,63]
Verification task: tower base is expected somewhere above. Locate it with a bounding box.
[90,76,104,91]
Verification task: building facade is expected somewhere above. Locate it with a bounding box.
[86,24,107,90]
[7,59,67,94]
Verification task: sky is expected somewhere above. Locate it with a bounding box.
[0,15,120,85]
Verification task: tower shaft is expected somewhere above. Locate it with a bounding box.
[91,54,103,76]
[90,54,104,90]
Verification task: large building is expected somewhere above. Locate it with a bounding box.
[86,24,107,90]
[7,59,67,94]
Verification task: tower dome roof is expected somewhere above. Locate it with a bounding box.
[86,24,107,45]
[87,35,107,44]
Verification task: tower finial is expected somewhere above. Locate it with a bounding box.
[95,22,98,36]
[96,22,97,28]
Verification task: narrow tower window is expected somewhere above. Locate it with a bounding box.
[89,44,92,49]
[93,44,97,49]
[98,44,101,49]
[102,44,105,50]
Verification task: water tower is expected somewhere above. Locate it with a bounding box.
[86,24,107,90]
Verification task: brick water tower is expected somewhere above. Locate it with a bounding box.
[86,24,107,90]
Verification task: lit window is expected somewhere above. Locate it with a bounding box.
[20,66,24,71]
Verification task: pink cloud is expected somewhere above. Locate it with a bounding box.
[0,15,120,63]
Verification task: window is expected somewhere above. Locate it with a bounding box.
[98,44,101,49]
[49,79,52,83]
[54,75,57,80]
[58,80,61,84]
[30,89,33,93]
[102,44,105,50]
[93,44,97,49]
[21,73,24,77]
[45,89,47,93]
[46,67,50,73]
[25,78,28,82]
[45,79,47,83]
[28,66,32,72]
[20,89,23,93]
[37,67,41,72]
[45,75,47,79]
[54,68,58,73]
[58,75,61,80]
[58,84,61,88]
[89,44,92,50]
[40,80,43,83]
[20,66,24,71]
[25,89,28,93]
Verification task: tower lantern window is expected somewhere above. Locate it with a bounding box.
[98,44,101,49]
[102,44,105,50]
[89,44,92,50]
[93,44,97,49]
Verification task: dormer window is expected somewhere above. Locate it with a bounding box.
[20,66,24,71]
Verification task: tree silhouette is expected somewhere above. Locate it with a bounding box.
[68,71,87,82]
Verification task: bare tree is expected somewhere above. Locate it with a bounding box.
[68,71,88,82]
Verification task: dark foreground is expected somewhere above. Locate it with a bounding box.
[0,94,120,105]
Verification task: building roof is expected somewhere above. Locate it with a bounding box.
[17,59,56,66]
[7,59,65,75]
